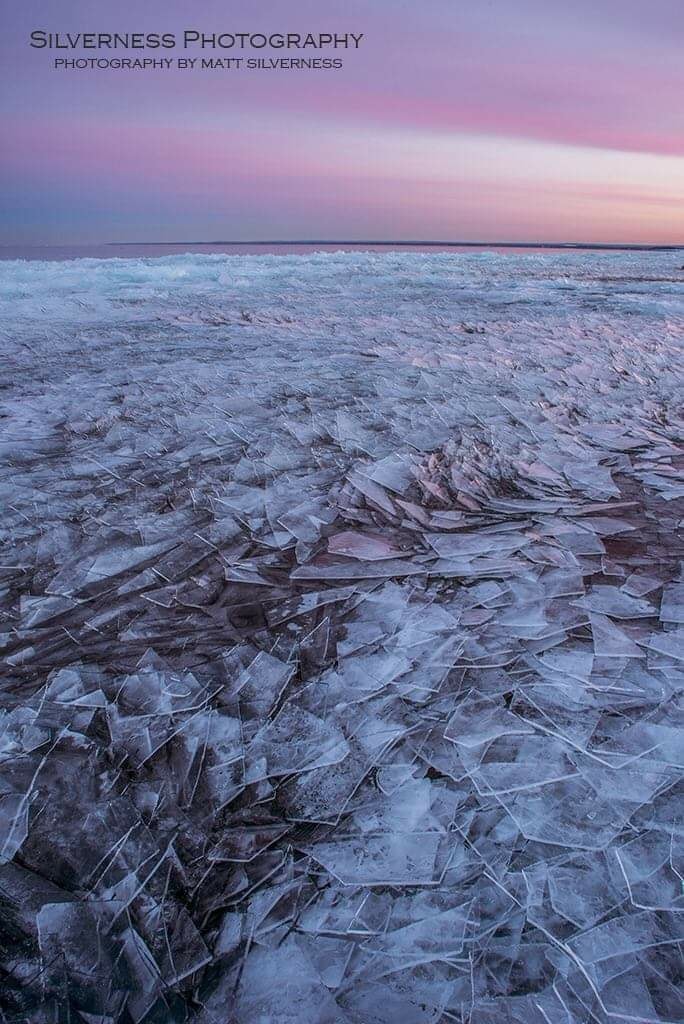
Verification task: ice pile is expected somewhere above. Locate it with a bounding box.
[0,251,683,1022]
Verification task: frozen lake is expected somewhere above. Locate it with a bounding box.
[1,252,683,1022]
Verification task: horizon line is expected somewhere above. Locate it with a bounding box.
[2,239,683,253]
[104,239,683,252]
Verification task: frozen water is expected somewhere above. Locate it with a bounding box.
[0,251,682,1022]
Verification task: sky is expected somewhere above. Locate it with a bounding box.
[1,0,683,245]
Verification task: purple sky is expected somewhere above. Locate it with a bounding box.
[1,0,683,244]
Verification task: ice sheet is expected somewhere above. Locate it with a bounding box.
[1,251,682,1022]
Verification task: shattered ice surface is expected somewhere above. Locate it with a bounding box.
[0,251,683,1022]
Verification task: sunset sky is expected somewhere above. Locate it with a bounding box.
[1,0,683,245]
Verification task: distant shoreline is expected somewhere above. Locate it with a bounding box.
[2,240,683,261]
[104,240,683,252]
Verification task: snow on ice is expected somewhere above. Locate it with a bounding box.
[0,251,682,1022]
